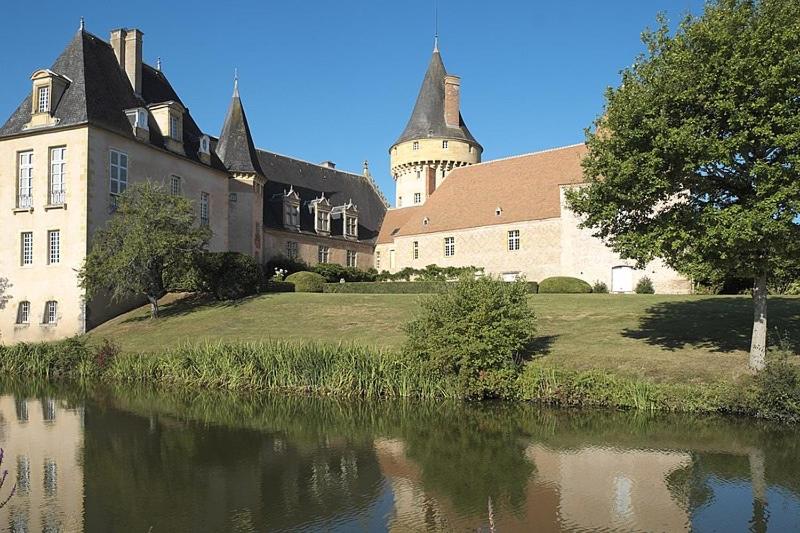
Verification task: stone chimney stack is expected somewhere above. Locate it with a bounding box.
[444,75,461,127]
[110,29,126,69]
[124,29,144,95]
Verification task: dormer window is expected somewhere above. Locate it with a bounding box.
[125,107,149,141]
[147,101,185,154]
[199,135,210,154]
[169,114,180,140]
[310,195,332,235]
[495,207,503,216]
[38,86,50,113]
[335,201,359,239]
[412,141,419,150]
[283,187,301,229]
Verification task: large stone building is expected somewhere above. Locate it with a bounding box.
[0,25,387,344]
[376,44,691,294]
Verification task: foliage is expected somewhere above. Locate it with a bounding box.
[311,263,378,283]
[539,277,593,294]
[263,257,309,279]
[376,264,484,282]
[0,277,10,311]
[592,281,609,293]
[95,338,120,370]
[323,281,539,294]
[404,277,537,399]
[565,0,800,367]
[754,347,800,422]
[284,271,326,293]
[79,182,211,318]
[635,276,655,294]
[262,281,295,293]
[0,337,97,380]
[193,252,264,300]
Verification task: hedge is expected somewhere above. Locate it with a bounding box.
[285,271,326,293]
[323,281,539,294]
[538,276,592,294]
[262,281,295,293]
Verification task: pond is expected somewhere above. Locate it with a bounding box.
[0,383,798,532]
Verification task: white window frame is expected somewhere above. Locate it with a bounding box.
[508,229,520,251]
[444,236,455,257]
[109,149,128,195]
[413,241,419,260]
[17,301,30,324]
[21,232,33,266]
[318,245,330,264]
[38,86,50,114]
[413,192,421,204]
[44,301,58,325]
[49,147,66,205]
[345,215,358,238]
[287,240,299,260]
[375,251,381,270]
[315,207,330,233]
[170,175,182,196]
[346,250,357,268]
[284,202,300,227]
[200,192,210,226]
[48,230,60,264]
[412,141,419,150]
[442,140,448,149]
[169,114,180,140]
[18,151,33,209]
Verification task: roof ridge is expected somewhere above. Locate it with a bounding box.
[462,143,586,169]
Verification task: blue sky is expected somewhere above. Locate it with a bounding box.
[0,0,705,200]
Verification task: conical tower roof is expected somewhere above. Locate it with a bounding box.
[217,78,264,175]
[393,49,479,148]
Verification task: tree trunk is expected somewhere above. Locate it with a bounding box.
[148,295,160,319]
[749,271,768,372]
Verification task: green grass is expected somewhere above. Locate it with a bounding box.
[90,292,800,386]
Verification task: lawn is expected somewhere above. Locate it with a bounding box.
[90,293,800,386]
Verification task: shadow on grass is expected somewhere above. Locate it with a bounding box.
[122,293,271,324]
[622,297,800,353]
[523,335,559,361]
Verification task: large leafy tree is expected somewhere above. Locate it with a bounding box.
[567,0,800,371]
[80,182,210,318]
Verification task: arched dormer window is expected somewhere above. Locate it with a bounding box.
[310,194,332,235]
[283,187,300,230]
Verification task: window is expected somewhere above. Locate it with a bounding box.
[229,193,238,202]
[48,230,60,264]
[38,86,50,113]
[44,301,58,324]
[43,459,57,496]
[375,251,381,270]
[169,114,180,140]
[109,149,128,195]
[398,196,403,207]
[315,207,330,233]
[170,175,182,196]
[442,140,448,149]
[287,241,299,260]
[508,230,520,251]
[412,141,419,150]
[200,192,209,226]
[18,151,33,209]
[318,245,330,264]
[416,170,422,180]
[21,232,33,266]
[345,215,358,237]
[444,237,455,257]
[17,456,31,494]
[42,398,56,422]
[199,135,210,154]
[414,193,421,204]
[49,147,66,205]
[16,301,30,324]
[413,241,419,260]
[284,202,300,227]
[346,250,357,268]
[469,145,474,153]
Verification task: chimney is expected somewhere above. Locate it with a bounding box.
[117,29,144,94]
[444,75,461,127]
[110,29,126,68]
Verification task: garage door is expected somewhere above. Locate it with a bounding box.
[611,266,634,293]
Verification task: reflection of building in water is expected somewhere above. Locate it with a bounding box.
[375,436,694,532]
[0,395,84,532]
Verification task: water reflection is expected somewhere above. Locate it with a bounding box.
[0,383,798,532]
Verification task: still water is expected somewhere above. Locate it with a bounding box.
[0,383,798,532]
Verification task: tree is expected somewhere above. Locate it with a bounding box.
[566,0,800,371]
[80,182,211,318]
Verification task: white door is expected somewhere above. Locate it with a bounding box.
[611,266,634,293]
[502,272,520,282]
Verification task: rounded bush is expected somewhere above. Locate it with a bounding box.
[285,271,326,293]
[538,276,592,294]
[184,252,264,300]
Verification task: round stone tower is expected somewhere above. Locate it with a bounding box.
[389,43,482,207]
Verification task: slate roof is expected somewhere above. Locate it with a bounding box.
[393,50,480,148]
[0,30,226,170]
[216,82,264,175]
[391,144,588,238]
[259,150,388,243]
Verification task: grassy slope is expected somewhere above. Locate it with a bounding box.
[90,293,800,386]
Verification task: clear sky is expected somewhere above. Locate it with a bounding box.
[0,0,705,201]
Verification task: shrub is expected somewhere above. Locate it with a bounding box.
[403,277,536,399]
[592,281,609,293]
[754,349,800,422]
[262,281,295,293]
[323,281,539,294]
[285,271,326,293]
[193,252,264,300]
[635,276,655,294]
[311,263,377,283]
[538,277,592,294]
[264,257,309,279]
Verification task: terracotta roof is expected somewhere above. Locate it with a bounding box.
[393,144,588,238]
[376,206,424,244]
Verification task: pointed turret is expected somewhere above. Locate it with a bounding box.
[216,75,263,176]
